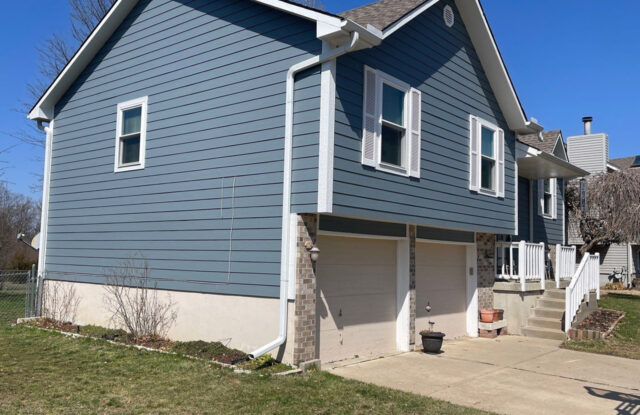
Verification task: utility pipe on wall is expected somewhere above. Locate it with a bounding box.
[249,31,364,359]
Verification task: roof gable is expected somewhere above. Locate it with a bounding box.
[29,0,541,136]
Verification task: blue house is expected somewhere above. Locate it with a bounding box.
[29,0,586,364]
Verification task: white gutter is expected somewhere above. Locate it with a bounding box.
[250,29,372,359]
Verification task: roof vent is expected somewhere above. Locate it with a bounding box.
[443,5,454,27]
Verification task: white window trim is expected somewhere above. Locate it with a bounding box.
[367,67,412,177]
[474,117,502,197]
[114,96,148,173]
[540,177,557,219]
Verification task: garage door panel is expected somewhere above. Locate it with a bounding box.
[415,242,468,342]
[317,235,397,363]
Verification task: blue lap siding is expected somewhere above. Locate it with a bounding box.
[332,0,516,234]
[47,0,321,297]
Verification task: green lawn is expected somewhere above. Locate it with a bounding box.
[0,290,26,325]
[562,294,640,360]
[0,325,491,414]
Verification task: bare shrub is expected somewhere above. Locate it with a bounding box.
[42,281,80,323]
[103,254,177,339]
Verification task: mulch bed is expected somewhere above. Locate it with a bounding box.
[27,318,242,363]
[575,309,624,333]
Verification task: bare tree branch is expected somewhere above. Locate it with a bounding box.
[567,169,640,255]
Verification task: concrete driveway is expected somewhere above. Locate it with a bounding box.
[327,336,640,415]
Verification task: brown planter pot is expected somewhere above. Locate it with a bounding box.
[480,309,494,323]
[494,309,504,322]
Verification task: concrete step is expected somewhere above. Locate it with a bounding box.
[544,289,566,300]
[528,316,563,330]
[537,297,565,309]
[532,307,565,319]
[522,326,567,341]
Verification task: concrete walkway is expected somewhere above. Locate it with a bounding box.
[327,336,640,415]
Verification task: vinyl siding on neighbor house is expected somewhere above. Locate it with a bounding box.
[332,0,516,235]
[47,0,322,297]
[567,134,609,174]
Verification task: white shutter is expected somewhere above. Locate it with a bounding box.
[496,128,505,198]
[409,87,421,178]
[551,178,558,219]
[361,67,379,167]
[538,180,544,216]
[469,115,480,191]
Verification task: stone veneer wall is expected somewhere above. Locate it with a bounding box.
[548,243,557,282]
[408,225,416,345]
[476,233,495,310]
[293,214,318,364]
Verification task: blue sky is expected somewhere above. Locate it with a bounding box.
[0,0,638,198]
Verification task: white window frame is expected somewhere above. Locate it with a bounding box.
[540,177,557,219]
[114,96,148,173]
[471,116,503,197]
[376,73,411,176]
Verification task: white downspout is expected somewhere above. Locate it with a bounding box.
[249,31,363,359]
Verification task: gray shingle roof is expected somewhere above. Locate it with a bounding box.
[516,130,562,155]
[339,0,428,30]
[609,156,640,170]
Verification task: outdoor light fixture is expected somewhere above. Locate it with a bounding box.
[309,246,320,262]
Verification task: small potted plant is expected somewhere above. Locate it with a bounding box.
[421,303,445,354]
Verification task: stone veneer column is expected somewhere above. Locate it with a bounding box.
[408,225,416,346]
[476,233,495,310]
[293,214,318,365]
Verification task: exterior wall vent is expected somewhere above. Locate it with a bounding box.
[444,5,455,27]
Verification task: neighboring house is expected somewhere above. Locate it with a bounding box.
[29,0,585,365]
[567,118,639,286]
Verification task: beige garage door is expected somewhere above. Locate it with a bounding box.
[415,242,467,343]
[316,235,397,363]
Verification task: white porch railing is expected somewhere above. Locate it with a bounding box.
[555,244,577,288]
[565,253,600,333]
[496,241,546,291]
[517,241,546,291]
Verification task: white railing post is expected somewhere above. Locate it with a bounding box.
[594,253,600,300]
[519,240,526,291]
[555,243,561,288]
[540,242,546,290]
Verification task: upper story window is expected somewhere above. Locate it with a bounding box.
[115,96,148,172]
[538,178,557,219]
[469,115,505,198]
[361,66,422,178]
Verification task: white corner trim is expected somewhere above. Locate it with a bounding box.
[514,158,518,235]
[317,43,336,213]
[114,96,148,173]
[38,121,54,277]
[396,228,411,351]
[465,243,478,337]
[383,0,440,39]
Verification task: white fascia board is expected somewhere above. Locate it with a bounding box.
[382,0,440,39]
[455,0,536,134]
[28,0,140,121]
[254,0,343,26]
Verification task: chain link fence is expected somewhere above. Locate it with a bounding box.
[0,266,40,325]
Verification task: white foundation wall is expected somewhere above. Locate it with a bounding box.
[43,280,296,363]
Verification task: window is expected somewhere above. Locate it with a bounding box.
[380,84,406,167]
[361,66,422,178]
[538,178,557,219]
[469,115,504,197]
[480,126,495,190]
[115,96,147,172]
